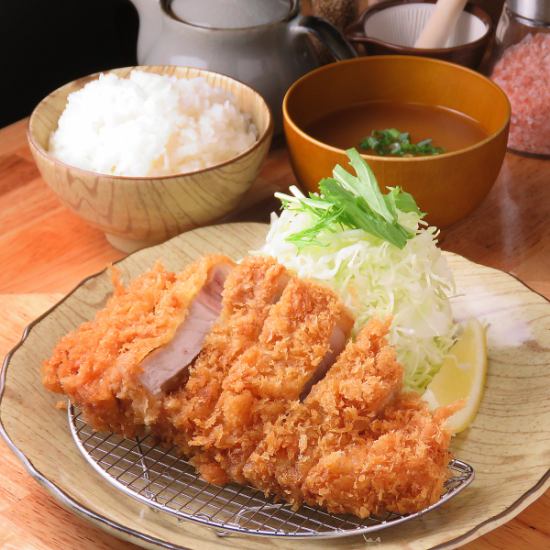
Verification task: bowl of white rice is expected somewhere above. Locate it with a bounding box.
[28,66,273,252]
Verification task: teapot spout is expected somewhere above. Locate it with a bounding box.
[131,0,163,63]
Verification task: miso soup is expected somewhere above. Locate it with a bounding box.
[306,101,488,154]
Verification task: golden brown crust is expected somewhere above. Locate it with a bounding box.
[162,256,290,456]
[43,254,458,519]
[192,277,354,484]
[42,255,234,436]
[243,318,403,505]
[302,393,456,517]
[245,319,456,518]
[119,255,235,431]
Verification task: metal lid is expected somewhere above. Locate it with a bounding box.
[507,0,550,23]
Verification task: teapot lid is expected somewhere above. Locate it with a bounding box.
[168,0,297,29]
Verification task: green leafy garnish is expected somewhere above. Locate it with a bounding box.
[275,148,424,250]
[359,128,445,157]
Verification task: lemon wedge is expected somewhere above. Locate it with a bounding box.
[422,319,488,434]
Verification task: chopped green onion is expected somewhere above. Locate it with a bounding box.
[359,128,445,157]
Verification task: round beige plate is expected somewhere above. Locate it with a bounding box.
[1,223,549,550]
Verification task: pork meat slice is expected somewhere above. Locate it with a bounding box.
[190,277,354,485]
[243,319,403,508]
[139,261,232,395]
[162,256,290,469]
[41,255,235,437]
[299,320,351,401]
[115,255,236,430]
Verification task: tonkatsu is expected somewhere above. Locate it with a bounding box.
[42,255,459,520]
[43,255,234,436]
[189,276,354,484]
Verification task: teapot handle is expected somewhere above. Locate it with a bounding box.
[295,15,357,61]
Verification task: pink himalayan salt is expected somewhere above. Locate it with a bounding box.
[491,33,550,156]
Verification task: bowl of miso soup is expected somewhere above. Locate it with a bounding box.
[283,56,510,227]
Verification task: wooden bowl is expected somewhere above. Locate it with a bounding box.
[283,56,510,228]
[28,66,273,253]
[345,0,493,69]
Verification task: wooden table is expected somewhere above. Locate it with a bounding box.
[0,118,548,549]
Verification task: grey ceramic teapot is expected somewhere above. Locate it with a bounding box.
[131,0,356,131]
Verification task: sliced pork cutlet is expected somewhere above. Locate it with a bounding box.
[119,255,234,430]
[160,256,290,462]
[301,393,459,518]
[42,255,234,437]
[190,278,354,485]
[243,318,403,507]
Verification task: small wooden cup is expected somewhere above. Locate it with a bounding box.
[28,66,273,253]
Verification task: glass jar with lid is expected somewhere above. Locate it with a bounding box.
[490,0,550,157]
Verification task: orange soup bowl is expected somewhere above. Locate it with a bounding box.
[283,56,510,227]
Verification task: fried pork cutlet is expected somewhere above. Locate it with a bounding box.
[191,278,354,485]
[302,394,459,517]
[42,255,234,437]
[43,251,459,520]
[244,319,402,507]
[161,256,290,467]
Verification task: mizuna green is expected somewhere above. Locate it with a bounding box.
[276,148,423,249]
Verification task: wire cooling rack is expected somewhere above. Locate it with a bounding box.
[69,406,474,539]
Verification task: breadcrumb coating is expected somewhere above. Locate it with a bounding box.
[43,255,460,519]
[42,255,233,436]
[302,394,459,517]
[192,277,354,484]
[245,319,458,518]
[162,256,289,463]
[244,318,402,506]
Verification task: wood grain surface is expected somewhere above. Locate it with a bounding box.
[1,224,549,550]
[28,66,273,253]
[0,117,549,549]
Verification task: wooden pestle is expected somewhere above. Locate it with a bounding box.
[414,0,468,48]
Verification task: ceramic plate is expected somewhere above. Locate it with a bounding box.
[1,223,549,550]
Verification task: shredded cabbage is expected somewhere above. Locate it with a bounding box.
[256,188,457,393]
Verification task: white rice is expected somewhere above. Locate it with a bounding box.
[49,70,258,177]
